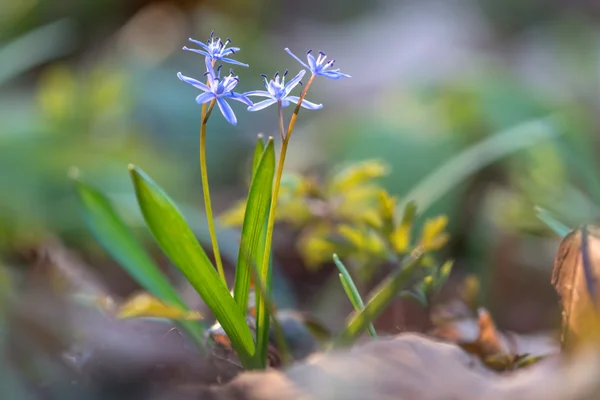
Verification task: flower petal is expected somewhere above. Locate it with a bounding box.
[283,70,306,96]
[205,59,217,81]
[217,98,237,125]
[247,98,277,112]
[226,92,253,106]
[196,92,215,104]
[177,72,210,91]
[243,90,272,98]
[286,96,323,110]
[219,57,249,68]
[321,70,351,80]
[285,48,310,70]
[306,53,317,71]
[183,47,210,58]
[188,38,210,51]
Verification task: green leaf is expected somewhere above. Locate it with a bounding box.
[335,253,423,346]
[251,134,266,179]
[128,165,257,368]
[397,115,562,217]
[234,138,275,313]
[74,177,205,348]
[535,206,571,238]
[333,254,376,338]
[435,260,454,292]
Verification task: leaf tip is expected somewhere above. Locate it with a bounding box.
[128,163,137,172]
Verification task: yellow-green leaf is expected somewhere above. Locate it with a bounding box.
[117,292,203,320]
[129,165,257,368]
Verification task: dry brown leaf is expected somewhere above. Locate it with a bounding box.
[551,225,600,348]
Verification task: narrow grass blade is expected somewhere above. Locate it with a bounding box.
[129,165,257,368]
[333,254,376,338]
[334,253,424,347]
[535,206,571,238]
[234,138,275,312]
[74,177,205,348]
[397,115,561,217]
[255,218,272,368]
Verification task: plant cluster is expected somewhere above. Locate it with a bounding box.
[74,30,453,370]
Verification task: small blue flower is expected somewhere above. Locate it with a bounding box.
[177,64,252,126]
[285,48,350,80]
[184,31,249,68]
[245,70,323,112]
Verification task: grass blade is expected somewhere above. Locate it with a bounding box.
[233,137,275,312]
[333,254,376,338]
[397,115,561,217]
[535,206,571,238]
[73,176,205,348]
[129,165,257,368]
[334,253,424,347]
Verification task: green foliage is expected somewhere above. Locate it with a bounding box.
[335,253,424,347]
[333,254,377,338]
[129,165,258,368]
[74,175,205,348]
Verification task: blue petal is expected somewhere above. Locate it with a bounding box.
[243,90,272,98]
[285,48,310,70]
[248,98,277,112]
[188,38,210,51]
[226,92,253,106]
[196,92,215,104]
[205,59,217,81]
[218,57,249,68]
[284,70,306,96]
[321,70,351,80]
[286,96,323,110]
[183,47,210,58]
[306,53,317,71]
[177,72,210,91]
[217,98,237,125]
[220,47,241,56]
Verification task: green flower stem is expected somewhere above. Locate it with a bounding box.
[199,99,226,284]
[255,75,316,365]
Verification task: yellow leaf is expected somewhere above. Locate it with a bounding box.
[117,292,202,321]
[337,224,386,255]
[390,223,411,254]
[219,199,247,227]
[378,190,397,224]
[329,160,390,193]
[420,216,450,251]
[298,225,338,269]
[276,199,313,227]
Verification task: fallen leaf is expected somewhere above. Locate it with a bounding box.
[117,292,202,321]
[551,225,600,348]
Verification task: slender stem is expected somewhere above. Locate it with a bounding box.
[277,101,285,141]
[200,99,226,284]
[256,74,317,366]
[285,74,316,140]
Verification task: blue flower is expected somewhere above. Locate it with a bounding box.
[184,31,249,68]
[285,48,350,80]
[245,70,323,112]
[177,64,252,126]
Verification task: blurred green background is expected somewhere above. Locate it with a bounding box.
[2,0,600,335]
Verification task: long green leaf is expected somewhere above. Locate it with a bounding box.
[397,115,561,218]
[333,254,376,338]
[233,138,275,312]
[129,165,257,368]
[74,178,206,348]
[334,253,423,346]
[535,206,571,238]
